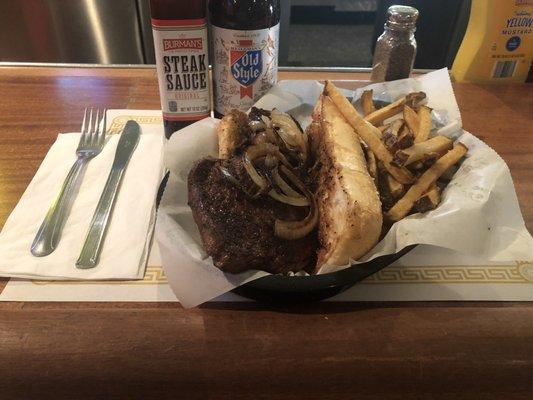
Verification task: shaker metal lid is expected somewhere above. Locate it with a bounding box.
[386,5,419,28]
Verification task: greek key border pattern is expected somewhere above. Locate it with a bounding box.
[31,266,168,285]
[362,261,533,284]
[31,262,533,286]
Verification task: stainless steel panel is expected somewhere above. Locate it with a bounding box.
[137,0,155,64]
[0,0,144,64]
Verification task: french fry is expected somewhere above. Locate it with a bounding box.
[377,124,390,133]
[439,164,459,182]
[385,143,468,221]
[403,105,420,137]
[365,92,426,126]
[414,184,440,213]
[324,81,414,184]
[409,161,426,171]
[426,183,439,194]
[324,81,363,115]
[409,153,439,172]
[385,173,404,198]
[422,152,439,168]
[392,136,453,166]
[405,94,424,108]
[391,119,404,136]
[415,105,432,143]
[395,124,414,150]
[366,149,378,182]
[382,119,406,152]
[361,90,376,116]
[376,165,396,211]
[382,130,398,151]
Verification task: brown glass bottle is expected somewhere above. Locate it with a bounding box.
[150,0,211,138]
[209,0,281,118]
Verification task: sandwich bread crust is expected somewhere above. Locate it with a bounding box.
[315,96,383,270]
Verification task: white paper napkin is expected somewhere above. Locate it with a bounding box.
[0,110,165,280]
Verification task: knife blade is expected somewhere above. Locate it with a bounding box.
[76,120,141,269]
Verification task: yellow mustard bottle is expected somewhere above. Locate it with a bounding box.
[451,0,533,83]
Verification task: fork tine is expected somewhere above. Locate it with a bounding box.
[81,107,88,133]
[92,108,100,147]
[99,109,107,147]
[85,108,94,146]
[79,107,89,145]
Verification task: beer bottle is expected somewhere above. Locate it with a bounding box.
[150,0,211,138]
[209,0,281,117]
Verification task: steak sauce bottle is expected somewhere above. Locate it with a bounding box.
[150,0,211,138]
[209,0,281,118]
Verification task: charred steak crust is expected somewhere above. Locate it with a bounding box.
[188,158,317,275]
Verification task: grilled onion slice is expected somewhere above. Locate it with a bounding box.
[274,165,318,240]
[240,140,317,240]
[270,109,308,163]
[243,143,291,192]
[268,190,309,207]
[274,195,317,240]
[271,167,304,199]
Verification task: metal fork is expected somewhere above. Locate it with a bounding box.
[31,108,107,257]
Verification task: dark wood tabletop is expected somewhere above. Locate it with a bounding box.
[0,66,532,400]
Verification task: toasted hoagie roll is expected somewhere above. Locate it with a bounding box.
[313,96,382,270]
[216,110,251,159]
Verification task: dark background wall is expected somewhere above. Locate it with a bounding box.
[0,0,471,69]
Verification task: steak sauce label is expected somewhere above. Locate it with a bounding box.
[152,18,211,121]
[212,24,280,115]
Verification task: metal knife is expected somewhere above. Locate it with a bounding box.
[76,120,141,269]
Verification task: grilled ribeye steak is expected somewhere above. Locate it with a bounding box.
[188,157,317,274]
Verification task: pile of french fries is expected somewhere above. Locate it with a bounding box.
[324,81,468,222]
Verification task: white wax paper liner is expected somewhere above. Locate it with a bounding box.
[156,68,533,307]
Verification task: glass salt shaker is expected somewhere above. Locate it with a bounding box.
[371,5,419,82]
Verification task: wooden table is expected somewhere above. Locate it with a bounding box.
[0,66,532,399]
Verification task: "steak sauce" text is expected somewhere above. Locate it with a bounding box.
[163,54,208,91]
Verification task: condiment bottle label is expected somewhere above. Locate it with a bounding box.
[152,18,211,122]
[212,24,280,115]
